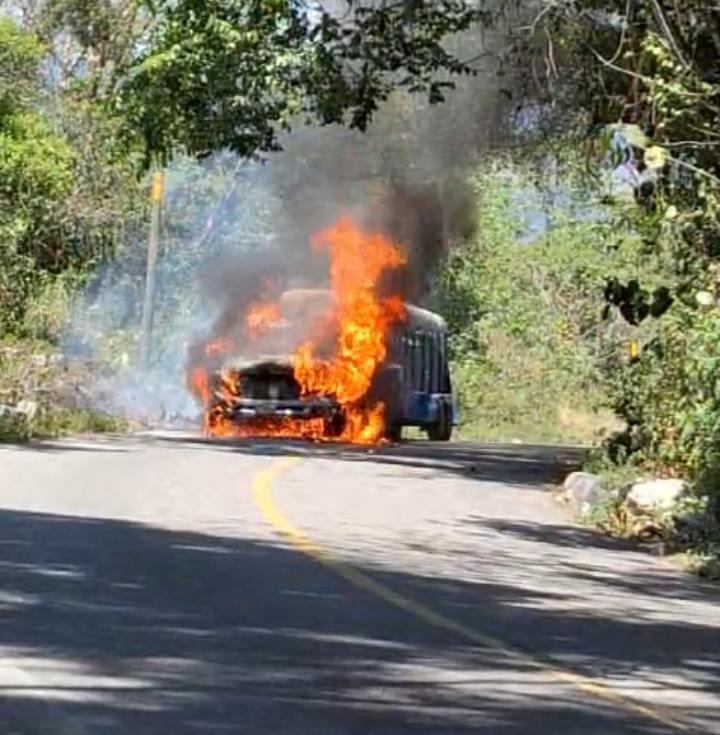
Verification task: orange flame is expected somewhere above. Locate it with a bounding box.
[188,367,210,412]
[294,217,407,441]
[188,216,407,444]
[204,337,234,358]
[245,302,283,340]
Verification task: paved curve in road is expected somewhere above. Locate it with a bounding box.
[0,433,718,735]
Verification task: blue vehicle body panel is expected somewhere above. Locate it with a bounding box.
[405,391,458,426]
[404,392,457,425]
[404,391,434,424]
[384,303,456,435]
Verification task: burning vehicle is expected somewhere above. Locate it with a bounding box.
[187,217,455,444]
[207,288,350,437]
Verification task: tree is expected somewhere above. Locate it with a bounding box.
[0,14,145,335]
[117,0,496,163]
[0,17,76,329]
[10,0,151,99]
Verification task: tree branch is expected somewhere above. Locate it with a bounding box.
[648,0,691,70]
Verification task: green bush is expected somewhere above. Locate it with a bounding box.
[0,17,144,338]
[608,304,720,497]
[435,162,652,444]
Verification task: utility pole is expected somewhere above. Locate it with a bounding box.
[140,171,164,370]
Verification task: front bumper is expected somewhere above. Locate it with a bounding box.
[220,397,342,422]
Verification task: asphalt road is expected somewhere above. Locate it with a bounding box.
[0,433,718,735]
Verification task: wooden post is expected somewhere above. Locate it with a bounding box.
[140,171,164,369]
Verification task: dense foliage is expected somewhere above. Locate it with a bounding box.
[0,18,73,330]
[436,162,651,444]
[518,4,717,483]
[0,13,145,337]
[120,0,494,162]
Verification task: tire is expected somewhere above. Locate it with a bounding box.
[384,423,402,443]
[426,402,452,442]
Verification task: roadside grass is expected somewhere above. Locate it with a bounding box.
[451,343,621,446]
[0,408,126,442]
[580,450,720,580]
[682,552,720,581]
[0,338,128,442]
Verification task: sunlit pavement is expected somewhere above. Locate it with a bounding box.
[0,433,718,734]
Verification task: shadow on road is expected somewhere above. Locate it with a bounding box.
[4,432,583,486]
[0,507,716,734]
[0,438,130,453]
[140,433,584,488]
[467,517,640,552]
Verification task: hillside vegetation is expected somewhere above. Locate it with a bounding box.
[516,0,720,572]
[436,162,644,444]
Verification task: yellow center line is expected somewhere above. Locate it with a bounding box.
[252,458,697,734]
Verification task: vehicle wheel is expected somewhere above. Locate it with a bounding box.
[426,403,452,442]
[384,423,402,443]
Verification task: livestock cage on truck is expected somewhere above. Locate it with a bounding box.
[377,304,457,442]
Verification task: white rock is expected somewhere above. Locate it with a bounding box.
[0,400,39,422]
[16,399,38,420]
[627,478,688,513]
[562,472,608,514]
[0,402,36,421]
